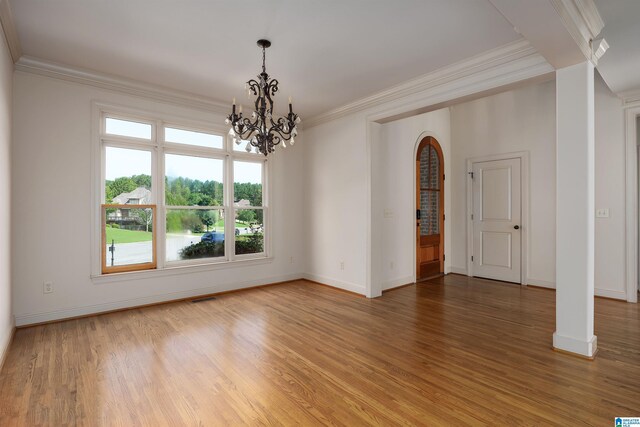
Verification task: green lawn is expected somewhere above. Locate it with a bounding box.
[105,227,153,244]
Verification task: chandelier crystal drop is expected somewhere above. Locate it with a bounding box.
[227,39,301,156]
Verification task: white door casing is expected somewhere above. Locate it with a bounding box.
[472,158,522,283]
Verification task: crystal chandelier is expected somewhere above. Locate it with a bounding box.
[226,39,301,156]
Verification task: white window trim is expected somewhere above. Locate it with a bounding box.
[90,101,271,281]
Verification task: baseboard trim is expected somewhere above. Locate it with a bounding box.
[449,266,468,275]
[382,276,415,291]
[302,273,366,296]
[527,282,627,301]
[0,325,16,375]
[304,280,366,298]
[382,282,415,293]
[552,345,598,361]
[525,278,555,289]
[15,273,304,327]
[526,279,627,301]
[552,332,598,360]
[594,288,627,300]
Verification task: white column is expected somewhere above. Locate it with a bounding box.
[553,61,597,358]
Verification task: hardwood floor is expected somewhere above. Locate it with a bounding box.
[0,276,638,426]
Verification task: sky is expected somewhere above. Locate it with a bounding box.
[106,147,262,184]
[104,118,262,184]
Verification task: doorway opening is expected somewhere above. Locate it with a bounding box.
[416,136,444,281]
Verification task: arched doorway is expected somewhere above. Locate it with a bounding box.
[416,136,444,280]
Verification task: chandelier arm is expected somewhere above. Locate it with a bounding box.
[246,79,260,96]
[269,117,293,140]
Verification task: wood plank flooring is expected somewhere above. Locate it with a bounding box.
[0,276,638,426]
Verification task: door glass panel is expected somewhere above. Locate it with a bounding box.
[420,190,439,236]
[419,145,440,190]
[429,146,439,190]
[419,142,440,237]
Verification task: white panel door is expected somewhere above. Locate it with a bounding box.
[472,158,521,283]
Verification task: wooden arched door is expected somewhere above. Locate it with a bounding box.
[416,136,444,280]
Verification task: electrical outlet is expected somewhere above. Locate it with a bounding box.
[596,208,609,218]
[43,281,53,294]
[289,256,294,264]
[340,261,345,270]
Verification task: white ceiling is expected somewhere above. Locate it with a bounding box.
[594,0,640,95]
[9,0,521,118]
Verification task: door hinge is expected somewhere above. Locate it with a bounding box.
[471,214,474,220]
[443,213,445,221]
[443,174,445,181]
[471,256,474,262]
[443,254,446,261]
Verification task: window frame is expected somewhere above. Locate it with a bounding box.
[92,103,270,278]
[102,204,157,274]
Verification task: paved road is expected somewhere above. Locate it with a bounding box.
[106,234,208,265]
[106,226,262,266]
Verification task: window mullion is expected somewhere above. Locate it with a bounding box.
[226,153,234,261]
[155,122,166,269]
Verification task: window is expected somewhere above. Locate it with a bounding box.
[165,154,224,262]
[234,161,264,256]
[98,110,268,275]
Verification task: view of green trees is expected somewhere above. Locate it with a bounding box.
[105,174,263,234]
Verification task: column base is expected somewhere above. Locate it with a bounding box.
[553,332,598,359]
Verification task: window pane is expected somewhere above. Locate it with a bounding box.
[166,209,224,261]
[235,209,264,255]
[165,154,223,206]
[105,118,152,139]
[233,139,259,154]
[234,161,263,206]
[165,127,223,149]
[105,147,152,203]
[105,207,154,266]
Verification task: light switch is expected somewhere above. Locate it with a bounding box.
[384,209,394,219]
[596,208,609,218]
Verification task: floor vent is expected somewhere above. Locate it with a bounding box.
[191,296,217,303]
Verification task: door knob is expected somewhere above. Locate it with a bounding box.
[514,225,520,230]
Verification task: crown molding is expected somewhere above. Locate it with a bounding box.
[304,39,553,128]
[15,56,231,115]
[0,0,21,62]
[620,89,640,107]
[550,0,605,64]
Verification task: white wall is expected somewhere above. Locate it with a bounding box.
[374,109,451,290]
[0,28,14,361]
[11,71,305,325]
[450,80,557,285]
[304,114,369,294]
[594,72,626,300]
[450,78,628,299]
